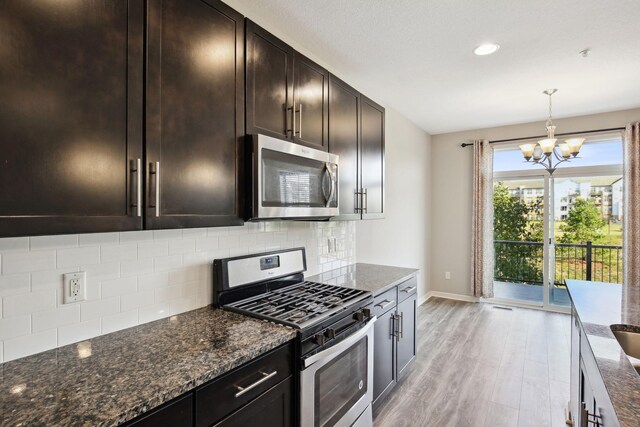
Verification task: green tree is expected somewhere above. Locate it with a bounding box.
[559,198,606,243]
[493,182,543,284]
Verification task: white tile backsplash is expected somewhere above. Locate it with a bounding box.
[0,221,355,363]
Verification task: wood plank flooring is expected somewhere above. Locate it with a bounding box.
[373,297,571,427]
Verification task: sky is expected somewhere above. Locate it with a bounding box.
[493,139,623,172]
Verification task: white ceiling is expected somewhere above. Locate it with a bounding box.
[225,0,640,135]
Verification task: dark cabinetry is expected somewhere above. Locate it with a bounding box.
[372,277,417,406]
[0,0,145,236]
[123,343,293,427]
[328,79,385,220]
[146,0,244,229]
[246,21,328,152]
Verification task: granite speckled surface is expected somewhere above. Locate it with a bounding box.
[566,280,640,427]
[307,263,418,296]
[0,307,296,427]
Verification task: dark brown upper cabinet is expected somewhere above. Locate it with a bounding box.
[328,78,385,220]
[246,21,328,151]
[360,95,385,219]
[146,0,245,229]
[0,0,145,237]
[292,53,329,151]
[328,76,361,220]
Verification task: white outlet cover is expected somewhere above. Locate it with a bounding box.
[63,271,87,304]
[445,272,451,280]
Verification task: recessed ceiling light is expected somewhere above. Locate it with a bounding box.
[474,43,500,56]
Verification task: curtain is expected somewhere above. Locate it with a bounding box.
[624,122,640,287]
[471,139,495,298]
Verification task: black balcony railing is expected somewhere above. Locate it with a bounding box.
[494,240,623,286]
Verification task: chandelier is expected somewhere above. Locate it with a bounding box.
[518,89,584,174]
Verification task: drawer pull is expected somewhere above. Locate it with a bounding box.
[401,286,416,293]
[234,370,277,398]
[375,299,395,310]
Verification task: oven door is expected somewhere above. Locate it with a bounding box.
[300,317,375,427]
[253,134,339,219]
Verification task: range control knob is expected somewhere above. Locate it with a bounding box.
[313,333,326,346]
[325,329,336,340]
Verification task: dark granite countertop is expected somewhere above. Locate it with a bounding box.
[307,263,419,296]
[566,280,640,427]
[0,307,296,427]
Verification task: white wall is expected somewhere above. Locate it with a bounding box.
[0,221,355,362]
[356,108,432,301]
[430,108,640,297]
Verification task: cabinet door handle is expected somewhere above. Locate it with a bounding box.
[375,299,395,310]
[149,161,160,217]
[401,286,416,294]
[297,103,302,138]
[399,312,404,339]
[286,104,295,137]
[389,314,396,338]
[363,188,368,213]
[234,370,277,398]
[130,158,142,217]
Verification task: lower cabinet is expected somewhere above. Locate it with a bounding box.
[372,277,418,406]
[121,343,293,427]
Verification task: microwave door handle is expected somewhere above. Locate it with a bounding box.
[324,163,336,207]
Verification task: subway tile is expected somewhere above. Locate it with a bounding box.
[0,315,31,340]
[78,232,119,247]
[195,237,219,252]
[168,239,196,255]
[206,227,229,237]
[101,243,137,263]
[138,272,169,290]
[153,255,183,272]
[121,290,155,311]
[154,284,184,304]
[0,237,30,253]
[120,258,154,277]
[218,235,239,249]
[102,310,138,334]
[81,263,120,281]
[153,229,182,240]
[2,250,56,275]
[3,290,56,317]
[170,295,200,314]
[58,319,101,346]
[4,329,57,362]
[57,247,99,269]
[32,305,80,332]
[0,274,30,297]
[139,302,172,324]
[119,230,154,243]
[168,266,200,286]
[31,268,76,291]
[238,234,257,247]
[80,297,119,322]
[138,241,169,259]
[30,235,78,250]
[101,276,137,299]
[182,228,207,239]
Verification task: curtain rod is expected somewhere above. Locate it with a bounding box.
[459,126,625,148]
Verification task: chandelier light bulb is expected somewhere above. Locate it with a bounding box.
[565,137,585,156]
[538,138,557,155]
[559,143,571,159]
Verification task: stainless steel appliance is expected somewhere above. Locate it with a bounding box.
[247,134,339,220]
[213,248,374,427]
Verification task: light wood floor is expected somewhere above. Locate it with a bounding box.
[373,297,571,427]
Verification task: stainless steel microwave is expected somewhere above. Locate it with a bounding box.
[247,134,339,220]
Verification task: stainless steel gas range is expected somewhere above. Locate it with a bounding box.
[213,248,375,427]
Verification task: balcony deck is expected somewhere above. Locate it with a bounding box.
[493,281,570,306]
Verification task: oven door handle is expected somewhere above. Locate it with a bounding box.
[303,316,376,369]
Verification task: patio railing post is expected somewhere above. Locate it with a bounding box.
[586,241,592,281]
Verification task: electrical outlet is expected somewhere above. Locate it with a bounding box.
[445,272,451,280]
[328,238,335,253]
[63,271,87,304]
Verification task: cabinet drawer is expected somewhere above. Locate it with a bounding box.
[125,393,193,427]
[195,343,293,427]
[397,277,417,303]
[373,287,398,317]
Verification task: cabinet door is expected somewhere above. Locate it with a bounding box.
[360,95,385,219]
[0,0,144,237]
[125,394,193,427]
[215,377,292,427]
[292,53,329,151]
[396,293,416,378]
[245,20,294,141]
[328,75,360,219]
[146,0,244,229]
[373,308,396,404]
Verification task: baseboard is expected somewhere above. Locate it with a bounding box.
[422,291,479,304]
